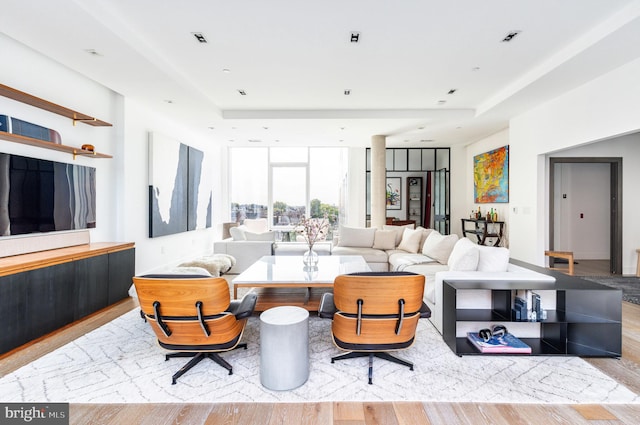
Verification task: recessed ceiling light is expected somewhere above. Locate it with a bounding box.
[472,66,481,72]
[192,32,208,43]
[263,126,269,130]
[164,99,173,104]
[419,139,435,143]
[84,49,102,57]
[237,89,247,95]
[418,126,425,130]
[437,100,446,105]
[248,139,262,143]
[344,89,351,95]
[222,68,231,73]
[350,32,360,43]
[208,126,215,130]
[447,89,457,95]
[501,31,521,43]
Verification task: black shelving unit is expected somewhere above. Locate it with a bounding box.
[441,274,622,357]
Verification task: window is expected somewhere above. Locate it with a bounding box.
[229,148,268,222]
[229,147,347,241]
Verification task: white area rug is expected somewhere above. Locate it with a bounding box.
[0,309,638,404]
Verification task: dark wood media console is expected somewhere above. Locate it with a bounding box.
[0,242,135,355]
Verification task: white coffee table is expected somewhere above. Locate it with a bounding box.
[232,255,370,311]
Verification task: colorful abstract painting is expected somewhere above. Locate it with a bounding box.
[474,145,509,203]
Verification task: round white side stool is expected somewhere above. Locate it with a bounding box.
[260,306,309,390]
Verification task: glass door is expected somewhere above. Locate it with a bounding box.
[433,168,449,234]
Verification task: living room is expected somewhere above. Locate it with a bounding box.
[2,1,640,423]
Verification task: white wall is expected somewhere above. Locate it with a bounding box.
[0,33,120,244]
[121,99,221,274]
[0,34,222,275]
[508,57,640,273]
[460,129,510,245]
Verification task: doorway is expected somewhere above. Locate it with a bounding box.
[548,157,622,274]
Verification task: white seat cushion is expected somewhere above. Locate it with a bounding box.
[388,253,436,271]
[331,246,388,263]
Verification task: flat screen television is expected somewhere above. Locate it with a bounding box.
[0,152,96,236]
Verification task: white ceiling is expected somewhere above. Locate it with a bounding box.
[2,0,640,147]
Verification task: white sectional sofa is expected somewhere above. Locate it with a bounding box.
[332,225,555,335]
[213,221,555,335]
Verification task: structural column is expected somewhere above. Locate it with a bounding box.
[370,135,386,229]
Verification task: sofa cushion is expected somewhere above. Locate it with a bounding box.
[388,252,436,271]
[416,226,434,249]
[337,226,376,248]
[397,227,424,253]
[447,237,480,271]
[331,246,388,263]
[422,231,459,264]
[244,231,276,241]
[476,245,510,272]
[383,224,415,246]
[230,226,246,241]
[243,218,269,233]
[372,229,397,250]
[403,264,450,305]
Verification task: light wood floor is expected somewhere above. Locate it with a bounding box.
[2,297,640,424]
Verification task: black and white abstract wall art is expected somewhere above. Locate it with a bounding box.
[148,133,212,238]
[187,146,213,231]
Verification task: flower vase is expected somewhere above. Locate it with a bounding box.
[303,247,319,267]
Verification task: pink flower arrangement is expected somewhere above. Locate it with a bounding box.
[296,215,329,250]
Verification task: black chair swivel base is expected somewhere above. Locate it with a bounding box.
[166,343,248,384]
[331,351,414,385]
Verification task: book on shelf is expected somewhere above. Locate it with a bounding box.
[466,332,532,354]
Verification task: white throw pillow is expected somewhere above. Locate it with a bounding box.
[229,226,246,241]
[422,231,459,264]
[243,218,269,233]
[244,231,275,242]
[372,230,397,250]
[338,226,376,247]
[415,226,434,248]
[447,238,480,271]
[397,228,424,253]
[476,245,510,272]
[383,224,415,246]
